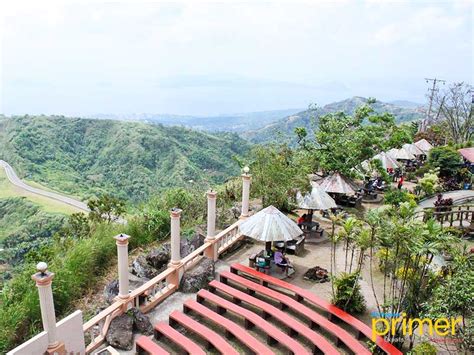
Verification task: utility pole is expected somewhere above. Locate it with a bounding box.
[420,78,446,132]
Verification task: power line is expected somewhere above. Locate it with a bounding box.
[425,78,446,121]
[419,78,446,132]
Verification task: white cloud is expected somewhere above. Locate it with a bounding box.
[0,0,471,115]
[373,5,467,45]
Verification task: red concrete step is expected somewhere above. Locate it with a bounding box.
[169,310,239,355]
[183,299,275,355]
[154,322,206,355]
[220,270,370,355]
[136,335,170,355]
[197,289,310,355]
[208,279,340,355]
[230,263,402,355]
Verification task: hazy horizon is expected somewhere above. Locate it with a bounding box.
[1,0,472,116]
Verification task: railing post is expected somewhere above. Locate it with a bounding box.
[114,234,130,299]
[170,208,182,265]
[240,166,252,218]
[167,208,183,285]
[205,190,218,261]
[32,262,66,354]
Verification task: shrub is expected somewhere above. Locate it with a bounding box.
[418,170,440,197]
[331,272,366,314]
[428,146,462,177]
[383,188,415,206]
[408,342,437,355]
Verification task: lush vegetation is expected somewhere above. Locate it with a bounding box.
[0,184,214,353]
[1,95,471,353]
[0,115,250,202]
[0,198,66,282]
[327,203,473,352]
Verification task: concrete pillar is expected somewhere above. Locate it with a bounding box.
[241,166,252,218]
[205,190,218,261]
[170,208,182,265]
[206,190,217,239]
[31,262,59,350]
[114,234,130,299]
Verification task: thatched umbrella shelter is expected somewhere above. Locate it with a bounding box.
[239,205,302,252]
[296,183,337,221]
[317,172,359,196]
[387,147,416,161]
[414,139,434,154]
[372,152,400,170]
[403,143,425,157]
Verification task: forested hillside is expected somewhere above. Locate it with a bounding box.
[243,97,424,143]
[0,115,250,202]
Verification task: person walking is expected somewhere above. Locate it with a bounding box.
[397,175,404,190]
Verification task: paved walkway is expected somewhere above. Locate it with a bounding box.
[0,159,90,212]
[418,190,474,208]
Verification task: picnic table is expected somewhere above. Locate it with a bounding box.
[273,235,305,256]
[299,221,319,231]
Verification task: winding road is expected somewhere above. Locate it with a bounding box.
[0,160,90,212]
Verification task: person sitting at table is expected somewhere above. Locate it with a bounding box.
[274,248,294,276]
[297,214,306,228]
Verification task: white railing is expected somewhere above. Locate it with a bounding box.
[82,219,244,353]
[215,222,242,254]
[82,302,124,353]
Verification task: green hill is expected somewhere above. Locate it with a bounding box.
[0,115,250,202]
[243,97,424,143]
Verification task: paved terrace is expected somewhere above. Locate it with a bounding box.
[20,173,474,354]
[107,228,390,355]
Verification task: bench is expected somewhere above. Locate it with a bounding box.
[136,336,170,355]
[154,322,206,355]
[183,299,274,355]
[220,271,370,355]
[196,289,310,355]
[208,280,339,355]
[169,310,238,355]
[230,263,402,355]
[274,235,306,256]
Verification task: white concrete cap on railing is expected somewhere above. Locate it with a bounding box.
[114,234,131,299]
[170,208,182,265]
[206,190,217,239]
[241,166,251,218]
[31,262,59,349]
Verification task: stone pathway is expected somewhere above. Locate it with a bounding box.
[418,190,474,208]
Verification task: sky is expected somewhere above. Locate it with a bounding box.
[0,0,472,116]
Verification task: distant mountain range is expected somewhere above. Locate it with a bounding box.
[90,97,424,143]
[242,97,425,143]
[90,108,303,133]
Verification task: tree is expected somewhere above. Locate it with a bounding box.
[428,146,462,177]
[62,213,91,239]
[249,144,310,211]
[87,195,126,223]
[414,122,450,146]
[433,82,473,144]
[315,102,397,176]
[424,250,474,353]
[366,205,458,349]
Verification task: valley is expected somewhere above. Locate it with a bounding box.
[0,115,250,203]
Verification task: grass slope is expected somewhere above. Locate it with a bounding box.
[0,169,82,214]
[0,115,251,202]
